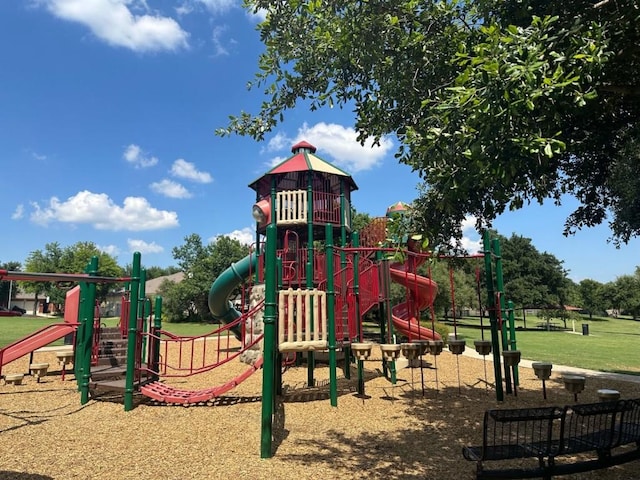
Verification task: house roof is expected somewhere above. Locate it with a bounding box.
[145,272,185,295]
[563,305,583,311]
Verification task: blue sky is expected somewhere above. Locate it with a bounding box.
[1,1,637,284]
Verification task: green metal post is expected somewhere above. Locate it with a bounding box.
[325,224,338,407]
[124,252,141,412]
[151,296,162,382]
[80,256,98,404]
[139,268,148,363]
[493,237,513,394]
[275,257,283,396]
[260,224,278,458]
[306,171,315,387]
[75,281,88,390]
[483,231,504,401]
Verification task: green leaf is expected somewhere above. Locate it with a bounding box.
[544,143,553,158]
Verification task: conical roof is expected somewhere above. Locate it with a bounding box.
[249,141,358,193]
[386,201,410,217]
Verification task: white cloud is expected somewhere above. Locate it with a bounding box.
[460,215,482,253]
[30,190,179,231]
[11,204,24,220]
[211,24,231,56]
[266,155,287,169]
[98,244,120,256]
[263,132,292,153]
[294,122,394,172]
[461,216,477,232]
[210,227,254,246]
[123,144,158,168]
[196,0,236,14]
[127,238,164,254]
[150,179,192,199]
[170,159,213,183]
[40,0,189,53]
[175,3,193,16]
[246,7,267,23]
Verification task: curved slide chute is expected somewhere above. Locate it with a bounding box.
[207,253,258,339]
[389,262,440,341]
[0,286,79,370]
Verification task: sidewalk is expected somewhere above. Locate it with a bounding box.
[462,348,640,385]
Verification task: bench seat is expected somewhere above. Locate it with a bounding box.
[463,399,640,479]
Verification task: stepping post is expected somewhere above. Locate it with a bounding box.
[29,363,49,383]
[427,339,443,356]
[473,340,492,392]
[597,389,620,402]
[400,343,420,360]
[474,340,492,356]
[428,340,444,392]
[448,338,466,394]
[351,343,373,361]
[379,344,401,361]
[502,350,521,396]
[351,343,373,397]
[56,351,74,381]
[563,375,586,402]
[532,362,553,399]
[4,373,24,385]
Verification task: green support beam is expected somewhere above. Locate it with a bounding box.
[124,252,141,412]
[260,224,278,458]
[483,231,504,402]
[79,256,98,404]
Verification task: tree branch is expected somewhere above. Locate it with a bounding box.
[593,0,612,8]
[599,84,640,96]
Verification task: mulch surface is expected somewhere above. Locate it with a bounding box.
[1,344,640,480]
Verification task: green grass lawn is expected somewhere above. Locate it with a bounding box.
[441,315,640,376]
[0,316,226,348]
[3,314,638,377]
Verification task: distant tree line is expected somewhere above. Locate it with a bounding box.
[2,222,639,323]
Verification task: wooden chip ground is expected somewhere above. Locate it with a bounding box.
[1,344,639,480]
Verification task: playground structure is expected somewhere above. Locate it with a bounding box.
[0,141,523,459]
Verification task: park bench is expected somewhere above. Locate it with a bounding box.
[462,398,640,479]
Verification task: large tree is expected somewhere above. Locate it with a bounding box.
[221,0,640,248]
[23,242,123,312]
[498,233,571,308]
[578,278,605,319]
[161,234,250,323]
[609,267,640,319]
[0,260,21,307]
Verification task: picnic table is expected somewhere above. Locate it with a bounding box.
[536,321,561,331]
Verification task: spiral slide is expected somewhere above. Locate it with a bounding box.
[389,262,440,341]
[207,253,258,339]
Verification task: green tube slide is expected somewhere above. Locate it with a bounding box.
[208,253,257,339]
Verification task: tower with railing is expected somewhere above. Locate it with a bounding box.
[249,140,358,288]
